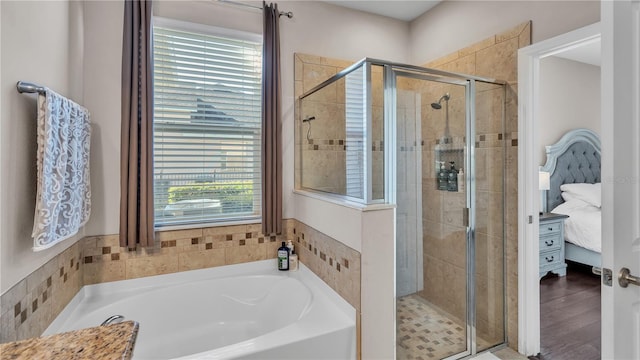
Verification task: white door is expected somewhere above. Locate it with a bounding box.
[601,1,640,359]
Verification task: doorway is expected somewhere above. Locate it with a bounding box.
[517,22,602,357]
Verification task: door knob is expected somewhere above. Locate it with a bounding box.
[618,267,640,288]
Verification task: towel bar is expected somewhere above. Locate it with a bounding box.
[16,81,45,94]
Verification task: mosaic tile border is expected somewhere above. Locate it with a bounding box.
[421,133,518,150]
[304,139,385,152]
[82,221,293,284]
[292,220,361,311]
[305,132,516,153]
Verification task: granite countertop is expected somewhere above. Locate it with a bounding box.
[0,321,139,360]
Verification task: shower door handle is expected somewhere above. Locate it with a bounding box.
[463,207,469,227]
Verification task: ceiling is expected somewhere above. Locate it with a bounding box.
[552,38,601,67]
[323,1,441,22]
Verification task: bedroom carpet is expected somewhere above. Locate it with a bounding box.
[396,294,491,359]
[538,262,601,360]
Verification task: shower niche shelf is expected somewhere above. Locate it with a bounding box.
[434,140,465,179]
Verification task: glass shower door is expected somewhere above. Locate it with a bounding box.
[395,73,471,360]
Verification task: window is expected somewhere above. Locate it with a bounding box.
[153,20,262,227]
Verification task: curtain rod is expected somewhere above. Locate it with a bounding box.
[217,0,293,18]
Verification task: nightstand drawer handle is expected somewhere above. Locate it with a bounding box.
[545,255,555,263]
[548,227,554,231]
[544,240,554,246]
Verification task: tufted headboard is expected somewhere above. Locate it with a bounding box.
[540,128,601,212]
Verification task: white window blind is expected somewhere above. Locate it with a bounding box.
[345,67,365,199]
[153,24,262,227]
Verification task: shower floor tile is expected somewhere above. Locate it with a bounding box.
[396,294,491,359]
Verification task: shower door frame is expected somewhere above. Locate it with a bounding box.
[385,62,505,359]
[388,67,477,359]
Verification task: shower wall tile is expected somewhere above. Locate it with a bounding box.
[439,53,477,76]
[296,54,350,194]
[371,68,384,107]
[458,35,497,57]
[421,255,466,322]
[475,233,506,281]
[302,63,337,98]
[476,87,506,135]
[425,50,463,69]
[476,274,505,343]
[443,224,467,268]
[476,38,519,83]
[496,21,531,43]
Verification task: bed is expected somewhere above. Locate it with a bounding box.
[540,128,602,268]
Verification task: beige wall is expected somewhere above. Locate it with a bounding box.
[409,1,600,64]
[539,56,601,164]
[1,1,85,294]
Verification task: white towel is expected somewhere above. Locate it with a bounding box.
[32,89,91,251]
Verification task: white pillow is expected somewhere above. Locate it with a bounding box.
[560,182,601,208]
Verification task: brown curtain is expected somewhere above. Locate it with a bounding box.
[262,2,283,236]
[120,0,154,248]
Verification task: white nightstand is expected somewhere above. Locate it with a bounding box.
[539,213,569,279]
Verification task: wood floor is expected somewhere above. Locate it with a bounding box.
[537,262,601,360]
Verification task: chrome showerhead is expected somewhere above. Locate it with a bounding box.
[431,93,450,110]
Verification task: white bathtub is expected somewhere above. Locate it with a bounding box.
[43,260,356,359]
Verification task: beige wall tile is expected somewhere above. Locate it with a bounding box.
[423,51,460,69]
[459,35,496,57]
[302,63,337,95]
[95,234,120,248]
[296,53,323,65]
[0,308,16,343]
[178,249,225,271]
[84,261,125,285]
[125,254,179,279]
[156,228,203,241]
[294,54,303,81]
[225,244,267,265]
[441,224,467,268]
[519,22,532,49]
[439,53,476,76]
[476,38,519,82]
[320,57,352,68]
[0,279,26,316]
[496,21,531,43]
